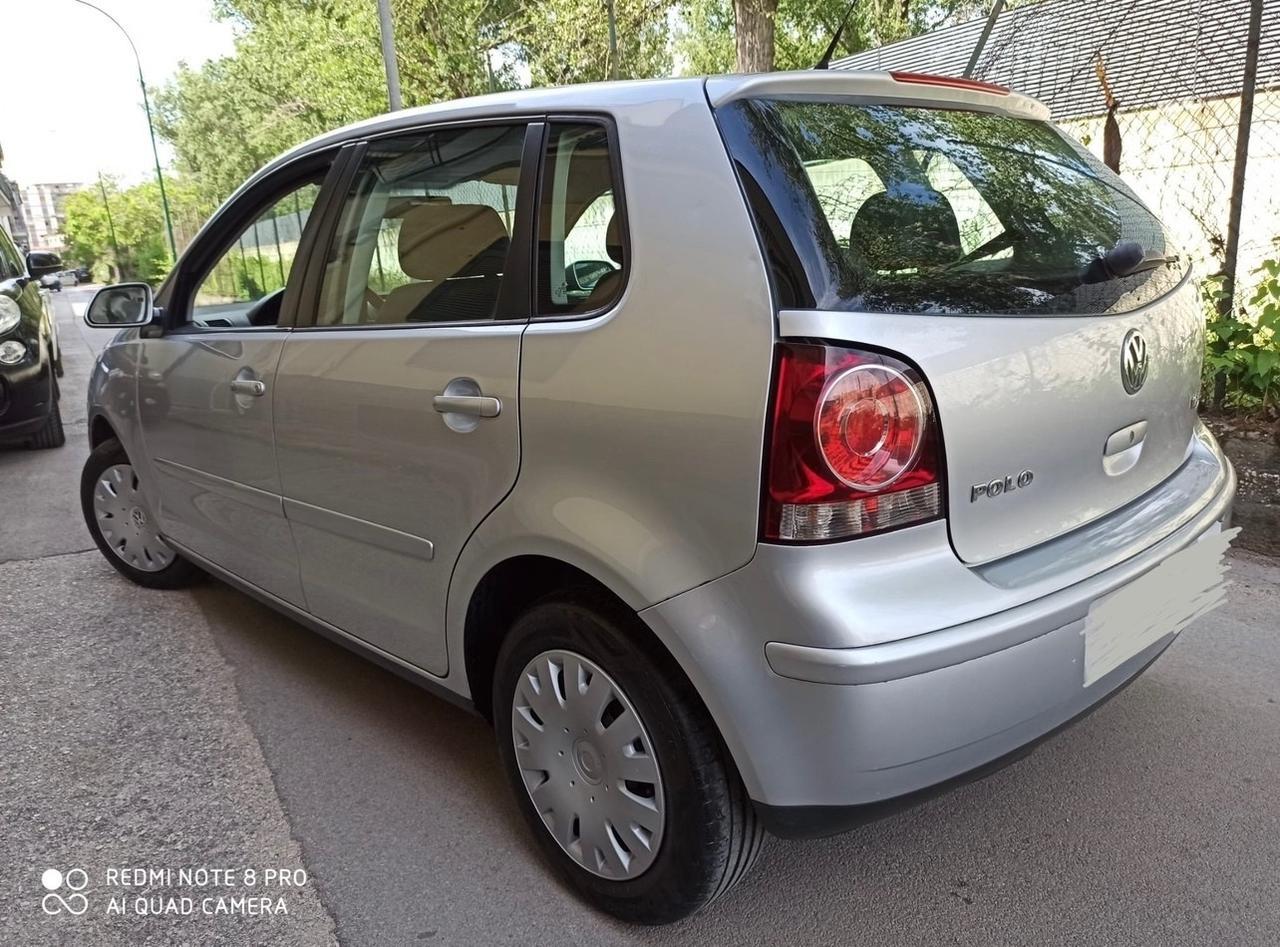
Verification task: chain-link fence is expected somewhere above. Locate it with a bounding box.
[835,0,1279,315]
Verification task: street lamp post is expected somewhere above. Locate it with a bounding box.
[70,0,178,262]
[376,0,404,111]
[97,173,121,280]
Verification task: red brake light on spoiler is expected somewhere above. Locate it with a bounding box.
[890,71,1009,95]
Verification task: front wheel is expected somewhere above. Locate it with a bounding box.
[80,438,200,588]
[26,379,64,449]
[493,590,764,924]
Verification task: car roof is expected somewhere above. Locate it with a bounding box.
[252,71,1049,185]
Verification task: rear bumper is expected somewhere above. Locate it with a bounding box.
[640,427,1236,830]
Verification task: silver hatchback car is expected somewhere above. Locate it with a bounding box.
[81,71,1236,923]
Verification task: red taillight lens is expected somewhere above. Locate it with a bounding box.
[762,342,944,543]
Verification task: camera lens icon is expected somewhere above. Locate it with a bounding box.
[40,868,88,915]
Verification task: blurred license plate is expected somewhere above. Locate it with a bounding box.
[1081,524,1236,686]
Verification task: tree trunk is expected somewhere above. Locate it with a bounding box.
[734,0,778,73]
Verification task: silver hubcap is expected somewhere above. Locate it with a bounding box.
[93,464,176,572]
[511,649,665,880]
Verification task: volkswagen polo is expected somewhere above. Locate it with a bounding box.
[80,71,1236,923]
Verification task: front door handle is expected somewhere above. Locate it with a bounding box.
[432,394,500,418]
[230,378,267,397]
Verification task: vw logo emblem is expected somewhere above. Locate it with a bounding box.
[1120,329,1148,395]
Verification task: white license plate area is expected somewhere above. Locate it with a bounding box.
[1081,524,1237,686]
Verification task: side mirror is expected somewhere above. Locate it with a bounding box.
[85,283,153,328]
[26,251,63,279]
[567,259,615,292]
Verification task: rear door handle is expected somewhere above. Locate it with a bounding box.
[230,379,267,397]
[432,394,501,418]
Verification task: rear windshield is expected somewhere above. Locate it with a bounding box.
[716,98,1186,315]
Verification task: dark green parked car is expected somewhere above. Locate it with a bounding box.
[0,228,65,449]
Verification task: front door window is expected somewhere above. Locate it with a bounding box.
[190,181,322,328]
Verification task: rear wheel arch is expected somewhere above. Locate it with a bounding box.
[462,555,707,728]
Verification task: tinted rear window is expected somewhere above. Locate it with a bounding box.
[716,99,1186,315]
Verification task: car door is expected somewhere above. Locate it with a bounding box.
[272,121,539,676]
[138,149,342,605]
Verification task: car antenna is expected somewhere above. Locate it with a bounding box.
[814,0,859,69]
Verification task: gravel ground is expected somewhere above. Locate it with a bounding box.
[0,552,338,947]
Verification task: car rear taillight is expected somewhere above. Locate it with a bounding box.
[762,342,944,543]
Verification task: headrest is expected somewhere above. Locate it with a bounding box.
[849,187,962,272]
[605,213,623,265]
[398,203,508,281]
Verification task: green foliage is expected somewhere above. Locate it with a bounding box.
[201,243,296,302]
[675,0,907,74]
[674,0,1028,74]
[156,0,681,213]
[63,177,206,285]
[1204,252,1280,409]
[393,0,520,99]
[62,190,109,275]
[156,0,387,207]
[515,0,673,86]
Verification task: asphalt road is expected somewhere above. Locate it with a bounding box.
[2,285,1278,945]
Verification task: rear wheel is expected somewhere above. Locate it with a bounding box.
[80,438,200,588]
[493,590,764,924]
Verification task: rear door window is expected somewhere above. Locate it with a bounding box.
[716,99,1185,315]
[313,123,527,327]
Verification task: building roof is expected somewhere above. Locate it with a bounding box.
[832,0,1280,120]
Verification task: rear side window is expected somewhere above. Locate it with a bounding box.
[536,123,626,317]
[716,99,1186,315]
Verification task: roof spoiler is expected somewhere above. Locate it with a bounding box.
[705,70,1049,121]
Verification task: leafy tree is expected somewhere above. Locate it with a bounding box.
[392,0,519,100]
[1205,254,1280,410]
[680,0,1032,75]
[63,188,110,277]
[515,0,674,86]
[676,0,913,74]
[157,0,681,211]
[156,0,386,206]
[64,177,205,284]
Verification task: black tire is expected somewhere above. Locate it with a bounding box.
[493,589,764,924]
[80,437,201,589]
[26,379,65,449]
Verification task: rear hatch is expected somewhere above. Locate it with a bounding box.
[712,74,1201,563]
